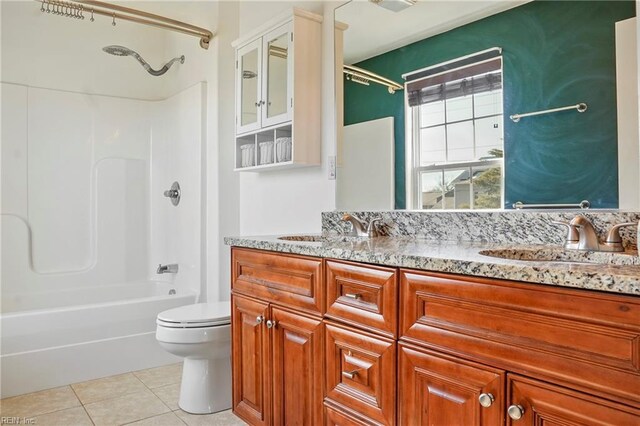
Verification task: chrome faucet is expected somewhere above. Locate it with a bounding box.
[552,216,635,252]
[157,263,179,274]
[341,214,381,238]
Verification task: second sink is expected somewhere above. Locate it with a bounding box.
[480,247,639,266]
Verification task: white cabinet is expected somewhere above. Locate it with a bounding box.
[233,9,322,171]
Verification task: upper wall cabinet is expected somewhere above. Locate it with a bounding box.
[233,9,322,172]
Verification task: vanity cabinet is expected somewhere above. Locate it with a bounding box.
[233,9,322,171]
[231,248,325,426]
[229,247,640,425]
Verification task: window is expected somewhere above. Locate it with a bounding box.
[406,50,504,210]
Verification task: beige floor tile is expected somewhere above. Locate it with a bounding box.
[174,409,247,426]
[151,383,181,411]
[134,364,182,389]
[84,389,170,426]
[125,412,186,425]
[31,406,93,426]
[0,386,80,418]
[72,373,148,404]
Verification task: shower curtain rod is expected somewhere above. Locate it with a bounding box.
[39,0,215,49]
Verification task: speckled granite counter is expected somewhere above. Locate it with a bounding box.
[224,235,640,296]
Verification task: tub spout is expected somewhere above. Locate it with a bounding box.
[157,263,179,274]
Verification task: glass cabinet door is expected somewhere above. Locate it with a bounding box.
[237,39,262,134]
[262,23,292,127]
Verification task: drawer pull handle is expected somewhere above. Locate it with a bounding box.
[507,405,525,420]
[344,293,361,300]
[342,370,358,379]
[478,393,494,408]
[266,320,277,329]
[256,316,264,325]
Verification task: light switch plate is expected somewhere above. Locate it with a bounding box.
[328,155,336,180]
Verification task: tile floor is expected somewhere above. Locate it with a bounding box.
[0,363,247,426]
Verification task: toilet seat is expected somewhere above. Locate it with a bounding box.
[157,302,230,329]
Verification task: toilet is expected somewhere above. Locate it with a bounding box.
[156,302,232,414]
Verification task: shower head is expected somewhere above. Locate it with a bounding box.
[102,45,134,56]
[102,45,185,76]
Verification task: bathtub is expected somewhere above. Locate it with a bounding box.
[0,281,196,398]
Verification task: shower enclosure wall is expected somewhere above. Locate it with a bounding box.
[0,3,207,397]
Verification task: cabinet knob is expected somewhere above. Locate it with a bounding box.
[266,319,277,329]
[254,102,260,107]
[344,293,361,300]
[507,405,525,420]
[341,370,358,379]
[256,315,264,325]
[478,393,494,408]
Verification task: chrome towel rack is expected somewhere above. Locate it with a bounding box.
[513,200,590,210]
[344,65,403,94]
[510,102,588,123]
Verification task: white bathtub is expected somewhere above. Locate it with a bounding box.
[0,281,197,398]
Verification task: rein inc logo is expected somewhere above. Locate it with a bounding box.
[1,418,35,425]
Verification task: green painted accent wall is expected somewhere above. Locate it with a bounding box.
[344,0,635,209]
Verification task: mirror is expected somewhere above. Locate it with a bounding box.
[335,0,639,210]
[240,44,259,128]
[266,32,289,119]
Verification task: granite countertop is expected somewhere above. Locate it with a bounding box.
[224,235,640,296]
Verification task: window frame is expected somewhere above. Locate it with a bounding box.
[405,58,505,210]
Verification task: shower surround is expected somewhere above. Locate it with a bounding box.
[0,82,205,398]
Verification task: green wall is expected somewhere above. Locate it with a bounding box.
[344,1,635,209]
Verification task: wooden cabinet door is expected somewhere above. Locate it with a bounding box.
[507,375,640,425]
[270,306,324,426]
[398,343,505,426]
[232,295,271,426]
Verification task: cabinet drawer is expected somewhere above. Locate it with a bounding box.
[231,248,324,315]
[400,270,640,406]
[508,374,640,425]
[326,260,398,338]
[325,322,396,426]
[324,402,375,426]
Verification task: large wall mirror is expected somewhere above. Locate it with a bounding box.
[335,0,639,211]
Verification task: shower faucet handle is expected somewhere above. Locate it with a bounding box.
[163,181,181,206]
[157,263,179,274]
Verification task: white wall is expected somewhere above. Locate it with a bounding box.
[617,17,639,210]
[235,1,337,236]
[208,1,240,301]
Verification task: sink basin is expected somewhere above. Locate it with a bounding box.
[277,235,369,243]
[479,247,640,266]
[278,235,325,242]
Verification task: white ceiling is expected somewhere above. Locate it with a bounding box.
[337,0,531,64]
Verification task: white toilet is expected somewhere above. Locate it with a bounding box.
[156,302,232,414]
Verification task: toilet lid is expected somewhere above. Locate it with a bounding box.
[157,302,231,328]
